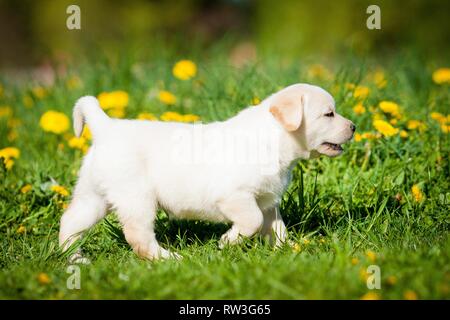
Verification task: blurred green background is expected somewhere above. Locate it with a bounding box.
[1,0,449,68]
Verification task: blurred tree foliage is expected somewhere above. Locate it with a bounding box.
[255,0,450,57]
[0,0,449,67]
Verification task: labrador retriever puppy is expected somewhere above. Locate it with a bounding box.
[59,83,355,262]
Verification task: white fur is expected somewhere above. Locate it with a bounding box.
[59,83,355,261]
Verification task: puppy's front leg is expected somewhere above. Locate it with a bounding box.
[218,194,264,248]
[260,206,287,247]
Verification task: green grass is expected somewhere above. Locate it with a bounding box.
[0,49,449,299]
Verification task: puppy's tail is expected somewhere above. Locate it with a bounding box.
[73,96,110,139]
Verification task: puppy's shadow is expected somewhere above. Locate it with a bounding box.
[102,213,229,249]
[155,217,230,247]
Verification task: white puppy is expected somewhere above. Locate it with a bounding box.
[59,83,355,261]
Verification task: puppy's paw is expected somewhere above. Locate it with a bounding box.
[159,248,183,260]
[170,252,183,260]
[218,230,242,249]
[68,252,91,265]
[218,234,230,250]
[139,246,182,261]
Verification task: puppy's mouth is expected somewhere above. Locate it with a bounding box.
[316,142,344,157]
[322,142,343,151]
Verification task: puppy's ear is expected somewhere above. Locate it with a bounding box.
[269,92,304,131]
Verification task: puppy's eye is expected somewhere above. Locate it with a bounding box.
[324,111,334,117]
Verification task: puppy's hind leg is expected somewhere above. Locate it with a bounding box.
[113,194,180,260]
[59,182,107,264]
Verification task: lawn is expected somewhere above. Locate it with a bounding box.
[0,50,449,299]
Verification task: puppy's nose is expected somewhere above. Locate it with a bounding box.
[350,123,356,132]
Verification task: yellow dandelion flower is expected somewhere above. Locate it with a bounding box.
[107,108,125,118]
[386,276,397,286]
[4,159,14,170]
[0,106,12,118]
[411,184,424,202]
[68,136,87,150]
[181,114,200,122]
[137,112,158,121]
[360,292,380,300]
[0,147,20,170]
[359,132,376,140]
[441,124,450,133]
[359,268,370,282]
[403,290,418,300]
[345,83,356,90]
[379,101,401,118]
[0,147,20,160]
[432,68,450,85]
[172,60,197,80]
[430,112,446,124]
[366,250,377,262]
[353,86,370,100]
[373,70,387,88]
[373,120,399,137]
[158,90,177,105]
[81,126,92,140]
[407,120,425,131]
[354,133,362,142]
[366,132,381,139]
[37,273,51,285]
[51,185,69,197]
[351,257,359,265]
[97,90,129,110]
[40,111,70,134]
[63,132,73,141]
[160,111,183,122]
[353,103,366,115]
[307,64,332,80]
[400,130,408,138]
[20,184,32,194]
[252,97,261,105]
[159,112,199,122]
[292,243,301,253]
[17,225,26,234]
[389,118,398,125]
[66,76,82,90]
[372,113,384,121]
[32,86,47,99]
[23,95,34,108]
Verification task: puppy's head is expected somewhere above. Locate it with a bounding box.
[269,83,355,157]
